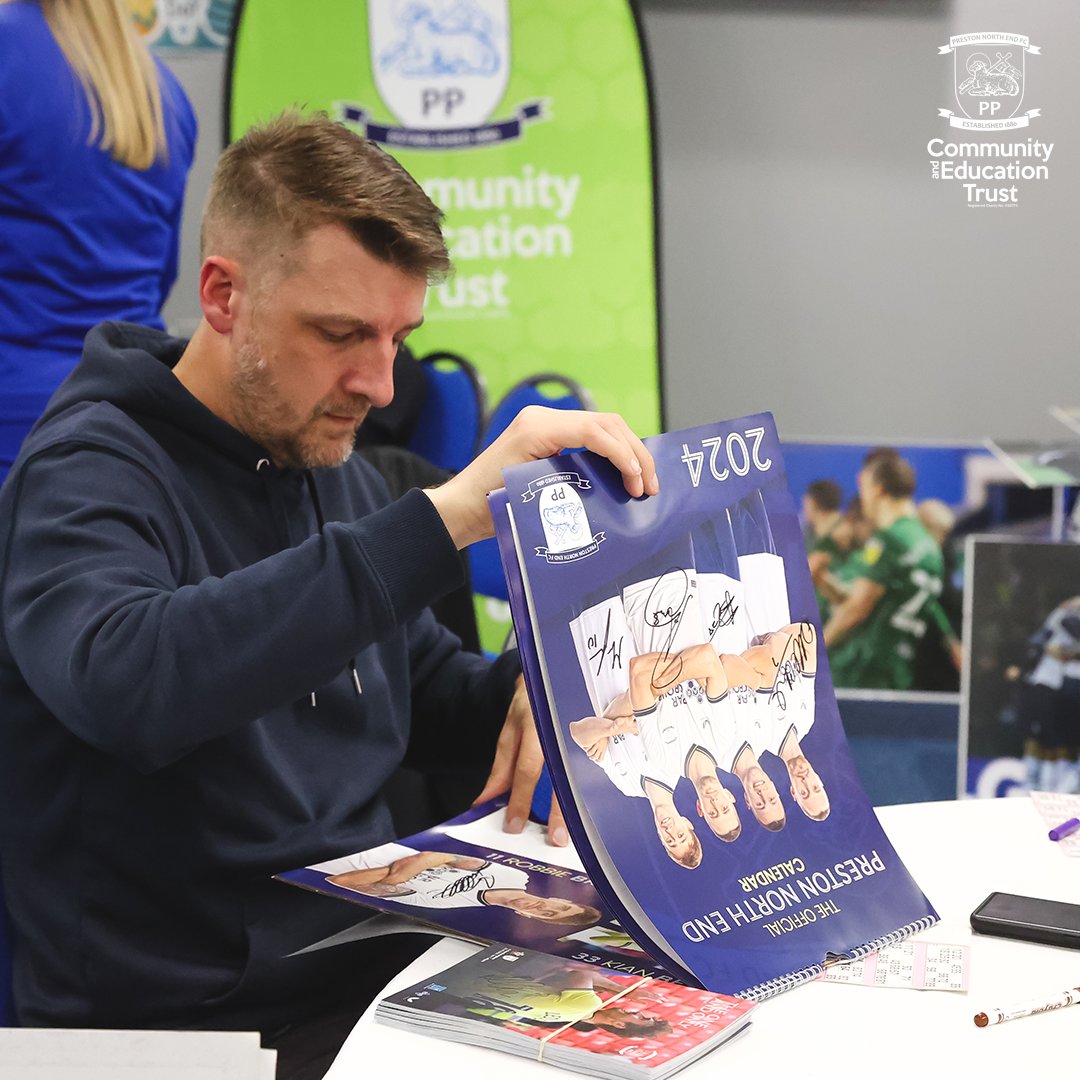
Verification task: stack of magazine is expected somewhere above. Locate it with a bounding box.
[375,942,754,1078]
[278,413,937,1004]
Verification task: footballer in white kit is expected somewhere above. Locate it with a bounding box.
[569,597,658,799]
[570,596,633,717]
[730,493,791,641]
[314,844,602,925]
[623,569,719,780]
[685,661,787,833]
[569,693,701,870]
[744,623,829,822]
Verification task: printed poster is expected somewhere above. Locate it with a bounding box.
[960,537,1080,797]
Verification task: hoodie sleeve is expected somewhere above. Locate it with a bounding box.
[0,442,468,773]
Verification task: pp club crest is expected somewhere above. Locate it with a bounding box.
[340,0,545,149]
[522,473,606,564]
[371,0,508,130]
[938,33,1041,130]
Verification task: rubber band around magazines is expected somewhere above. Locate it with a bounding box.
[535,976,651,1062]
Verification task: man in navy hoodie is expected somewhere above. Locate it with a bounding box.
[0,111,657,1059]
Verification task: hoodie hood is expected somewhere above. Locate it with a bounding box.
[32,321,269,472]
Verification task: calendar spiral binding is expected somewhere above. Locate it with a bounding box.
[739,962,824,1002]
[844,913,940,963]
[736,913,939,1002]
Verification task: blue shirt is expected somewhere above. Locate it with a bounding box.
[0,1,197,402]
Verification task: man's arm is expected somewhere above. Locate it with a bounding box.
[570,715,618,761]
[807,550,832,582]
[2,447,461,773]
[628,644,727,711]
[669,643,729,698]
[628,653,666,713]
[568,686,639,761]
[923,596,962,672]
[823,577,884,649]
[382,851,483,884]
[817,569,852,606]
[326,850,481,890]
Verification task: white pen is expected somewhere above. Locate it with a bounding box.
[973,985,1080,1027]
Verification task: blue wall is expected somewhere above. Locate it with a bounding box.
[782,442,986,509]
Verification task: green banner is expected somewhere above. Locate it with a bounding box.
[228,0,660,434]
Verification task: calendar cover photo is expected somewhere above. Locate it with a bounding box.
[492,413,938,999]
[375,942,755,1078]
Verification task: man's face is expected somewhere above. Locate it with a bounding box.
[695,774,740,838]
[226,223,426,469]
[593,1007,659,1031]
[653,805,698,864]
[802,495,827,533]
[788,754,830,819]
[743,765,785,828]
[493,891,586,922]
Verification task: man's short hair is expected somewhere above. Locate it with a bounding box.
[671,832,703,870]
[805,479,842,513]
[542,904,603,928]
[866,454,916,500]
[762,815,786,832]
[202,110,450,281]
[862,446,900,469]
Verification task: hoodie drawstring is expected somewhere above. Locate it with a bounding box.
[304,470,362,704]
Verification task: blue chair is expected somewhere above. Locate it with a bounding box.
[479,373,596,454]
[406,351,487,476]
[470,374,596,601]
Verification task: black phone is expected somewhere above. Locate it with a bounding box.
[970,891,1080,949]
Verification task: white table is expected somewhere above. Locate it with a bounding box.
[326,798,1080,1079]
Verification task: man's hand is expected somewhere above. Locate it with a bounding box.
[473,675,569,847]
[570,715,617,761]
[425,406,658,549]
[948,636,963,672]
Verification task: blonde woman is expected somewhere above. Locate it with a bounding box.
[0,0,196,481]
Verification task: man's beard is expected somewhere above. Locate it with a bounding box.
[231,342,368,470]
